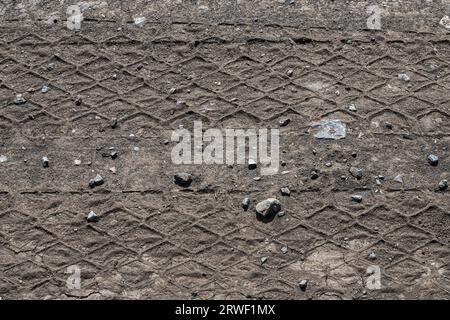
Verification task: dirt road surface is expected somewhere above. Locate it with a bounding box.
[1,0,450,299]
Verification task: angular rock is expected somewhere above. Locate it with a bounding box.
[279,117,291,127]
[87,211,98,222]
[299,279,308,291]
[349,167,363,179]
[351,195,363,203]
[311,119,346,140]
[134,16,147,27]
[75,95,82,106]
[248,159,257,170]
[280,187,291,196]
[242,197,250,211]
[256,198,281,219]
[440,15,450,30]
[174,173,193,187]
[393,175,403,184]
[89,174,104,188]
[398,73,410,82]
[14,94,26,105]
[427,154,439,166]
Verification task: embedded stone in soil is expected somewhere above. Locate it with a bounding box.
[174,173,193,187]
[256,198,281,222]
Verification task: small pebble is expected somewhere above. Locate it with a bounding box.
[41,85,50,93]
[349,167,363,179]
[394,175,403,184]
[311,170,319,180]
[248,159,257,170]
[89,174,104,188]
[286,69,294,77]
[255,198,281,219]
[42,156,49,168]
[111,118,118,129]
[368,252,377,261]
[299,279,308,291]
[261,257,268,264]
[14,94,26,105]
[427,154,439,166]
[398,73,410,82]
[280,187,291,196]
[134,16,146,27]
[109,167,117,174]
[279,117,291,127]
[87,211,98,222]
[74,159,81,166]
[174,173,193,187]
[75,95,82,106]
[281,246,288,254]
[438,179,448,191]
[242,197,250,211]
[351,195,363,203]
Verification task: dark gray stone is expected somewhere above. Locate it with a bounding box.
[174,173,193,187]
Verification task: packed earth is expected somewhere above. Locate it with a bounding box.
[1,0,450,300]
